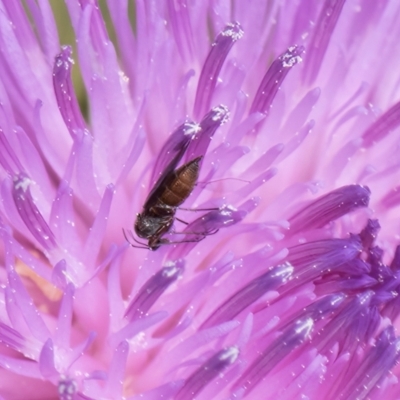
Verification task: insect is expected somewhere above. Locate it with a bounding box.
[130,156,204,250]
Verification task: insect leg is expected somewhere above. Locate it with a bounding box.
[157,236,208,246]
[122,228,150,249]
[169,228,219,236]
[177,206,220,212]
[175,217,189,225]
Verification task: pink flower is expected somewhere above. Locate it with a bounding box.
[1,0,400,399]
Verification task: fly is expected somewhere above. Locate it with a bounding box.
[126,156,209,250]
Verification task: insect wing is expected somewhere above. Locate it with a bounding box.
[143,142,189,210]
[149,121,198,187]
[157,156,203,208]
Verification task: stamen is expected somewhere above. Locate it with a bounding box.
[303,0,346,84]
[368,246,392,281]
[185,104,230,162]
[233,318,313,396]
[287,236,362,273]
[175,346,239,400]
[334,258,371,275]
[12,173,57,251]
[194,22,243,118]
[284,293,346,330]
[190,205,245,232]
[359,219,380,249]
[150,121,200,186]
[166,205,245,260]
[336,326,400,399]
[289,185,371,234]
[285,236,362,288]
[315,291,377,354]
[362,100,400,147]
[250,45,304,116]
[125,260,184,321]
[53,46,86,137]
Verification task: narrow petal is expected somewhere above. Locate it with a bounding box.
[0,354,42,378]
[67,332,96,369]
[0,321,25,352]
[167,0,194,61]
[109,312,167,348]
[0,226,52,281]
[106,0,137,89]
[116,125,146,186]
[82,184,114,267]
[7,268,50,340]
[230,167,277,204]
[55,283,74,349]
[280,87,321,137]
[107,253,124,330]
[275,120,315,163]
[25,0,59,62]
[0,128,24,174]
[242,143,284,180]
[390,245,400,270]
[50,180,79,252]
[58,376,78,400]
[105,341,129,399]
[74,130,100,204]
[39,338,57,379]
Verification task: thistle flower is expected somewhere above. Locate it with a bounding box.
[1,0,400,399]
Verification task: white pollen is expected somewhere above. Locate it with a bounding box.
[220,346,239,363]
[185,122,201,136]
[282,52,303,68]
[221,22,244,41]
[14,176,31,192]
[212,104,230,124]
[162,266,179,277]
